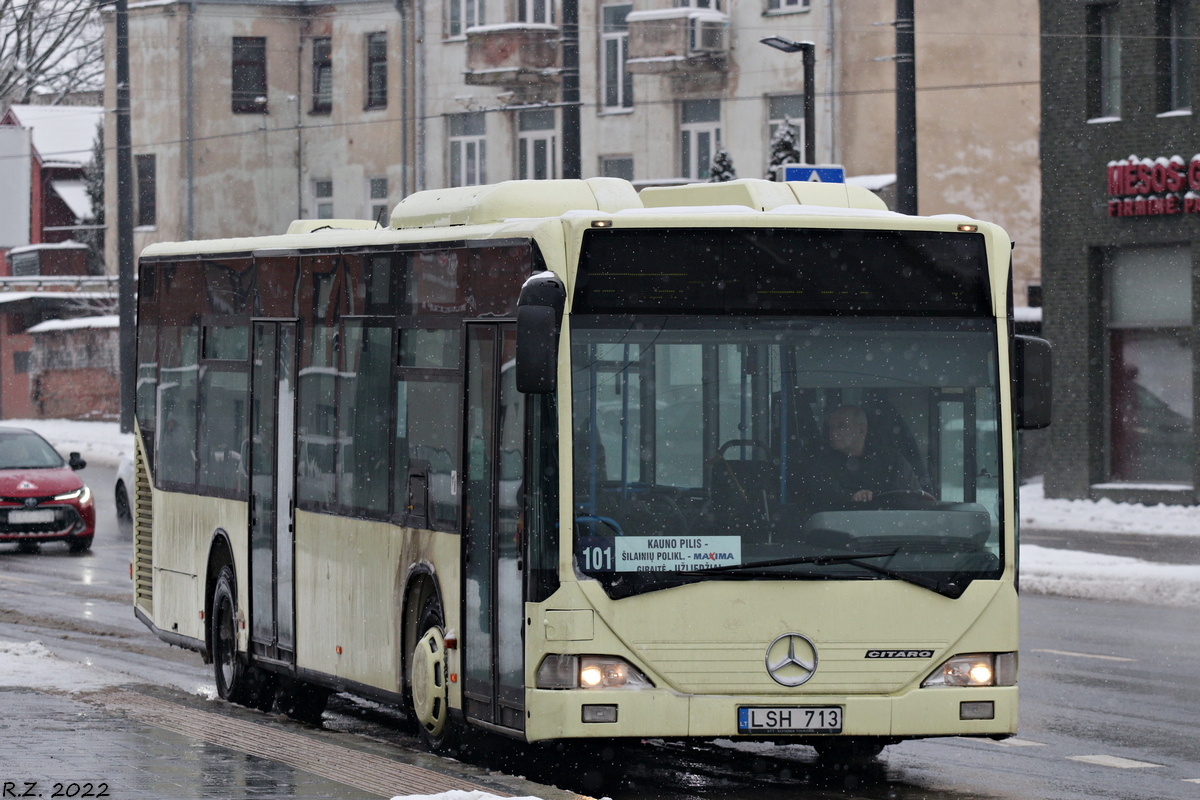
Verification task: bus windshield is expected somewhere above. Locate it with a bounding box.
[571,315,1002,599]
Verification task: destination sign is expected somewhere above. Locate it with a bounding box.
[578,536,742,573]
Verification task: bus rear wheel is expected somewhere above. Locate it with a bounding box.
[410,597,459,753]
[211,566,276,711]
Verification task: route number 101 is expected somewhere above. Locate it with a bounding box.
[582,544,614,571]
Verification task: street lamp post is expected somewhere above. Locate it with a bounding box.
[760,36,815,166]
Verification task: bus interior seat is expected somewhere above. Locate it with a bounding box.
[863,394,934,494]
[710,441,779,540]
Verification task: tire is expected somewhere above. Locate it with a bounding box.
[812,738,886,765]
[116,482,131,521]
[212,566,249,704]
[276,677,330,725]
[67,535,93,554]
[210,565,276,710]
[115,483,133,534]
[409,595,460,753]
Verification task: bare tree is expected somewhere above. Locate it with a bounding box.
[0,0,103,110]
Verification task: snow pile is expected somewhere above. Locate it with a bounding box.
[391,793,549,800]
[0,639,126,692]
[1019,479,1200,537]
[2,418,133,467]
[1019,544,1200,607]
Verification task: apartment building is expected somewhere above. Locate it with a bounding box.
[103,0,1040,301]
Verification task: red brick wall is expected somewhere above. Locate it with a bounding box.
[32,367,119,420]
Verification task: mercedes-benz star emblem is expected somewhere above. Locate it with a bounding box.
[765,633,818,686]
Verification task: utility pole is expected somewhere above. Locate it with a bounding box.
[895,0,917,215]
[116,0,136,433]
[561,0,581,179]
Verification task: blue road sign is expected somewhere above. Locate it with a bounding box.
[782,164,846,183]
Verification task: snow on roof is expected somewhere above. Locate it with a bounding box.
[4,105,103,166]
[5,241,89,254]
[845,173,896,192]
[0,292,116,305]
[26,314,119,334]
[51,179,93,221]
[1014,305,1042,322]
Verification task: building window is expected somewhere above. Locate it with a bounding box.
[368,177,389,222]
[314,179,334,218]
[447,0,484,37]
[518,109,557,181]
[13,351,30,374]
[601,155,633,180]
[675,0,720,8]
[1157,0,1192,113]
[232,37,267,114]
[1108,245,1193,483]
[680,99,720,179]
[312,37,332,114]
[520,0,553,23]
[768,94,805,153]
[766,0,808,11]
[601,5,633,110]
[136,154,156,228]
[448,112,487,187]
[1086,4,1121,120]
[365,32,388,109]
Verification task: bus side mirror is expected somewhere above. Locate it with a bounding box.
[516,272,566,394]
[1014,335,1052,430]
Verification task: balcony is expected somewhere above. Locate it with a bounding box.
[464,24,561,87]
[626,8,728,74]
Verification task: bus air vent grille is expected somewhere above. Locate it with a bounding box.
[632,641,946,694]
[132,434,154,615]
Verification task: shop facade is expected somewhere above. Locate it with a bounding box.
[1042,0,1198,503]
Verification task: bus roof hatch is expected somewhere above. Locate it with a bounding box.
[390,178,642,229]
[639,178,889,213]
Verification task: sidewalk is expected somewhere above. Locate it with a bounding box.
[1,688,377,800]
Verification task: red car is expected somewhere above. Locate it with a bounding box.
[0,427,95,553]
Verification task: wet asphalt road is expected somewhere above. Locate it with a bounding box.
[1,462,1198,799]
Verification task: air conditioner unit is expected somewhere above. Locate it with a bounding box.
[689,15,727,55]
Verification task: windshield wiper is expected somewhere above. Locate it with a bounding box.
[701,550,970,599]
[701,551,898,573]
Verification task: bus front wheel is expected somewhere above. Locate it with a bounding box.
[410,598,460,753]
[812,738,885,765]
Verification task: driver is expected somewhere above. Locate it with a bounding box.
[813,405,921,504]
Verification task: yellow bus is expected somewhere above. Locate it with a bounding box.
[130,177,1051,763]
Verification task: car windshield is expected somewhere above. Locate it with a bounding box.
[571,315,1003,599]
[0,431,65,470]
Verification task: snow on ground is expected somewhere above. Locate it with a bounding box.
[1019,478,1200,537]
[2,418,133,467]
[1020,544,1200,608]
[0,638,127,692]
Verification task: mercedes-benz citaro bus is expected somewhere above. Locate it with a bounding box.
[129,177,1051,764]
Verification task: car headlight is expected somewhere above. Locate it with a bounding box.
[536,655,654,689]
[922,652,1017,687]
[54,485,92,504]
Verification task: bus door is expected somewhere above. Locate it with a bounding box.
[462,322,525,731]
[248,320,298,664]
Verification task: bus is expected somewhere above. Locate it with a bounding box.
[130,177,1051,763]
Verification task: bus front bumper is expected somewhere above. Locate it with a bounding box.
[524,685,1017,742]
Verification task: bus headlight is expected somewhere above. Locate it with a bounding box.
[922,652,1017,687]
[536,655,654,689]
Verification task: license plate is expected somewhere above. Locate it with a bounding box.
[738,706,843,734]
[8,509,56,524]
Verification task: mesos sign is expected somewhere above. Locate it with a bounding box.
[1107,154,1200,217]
